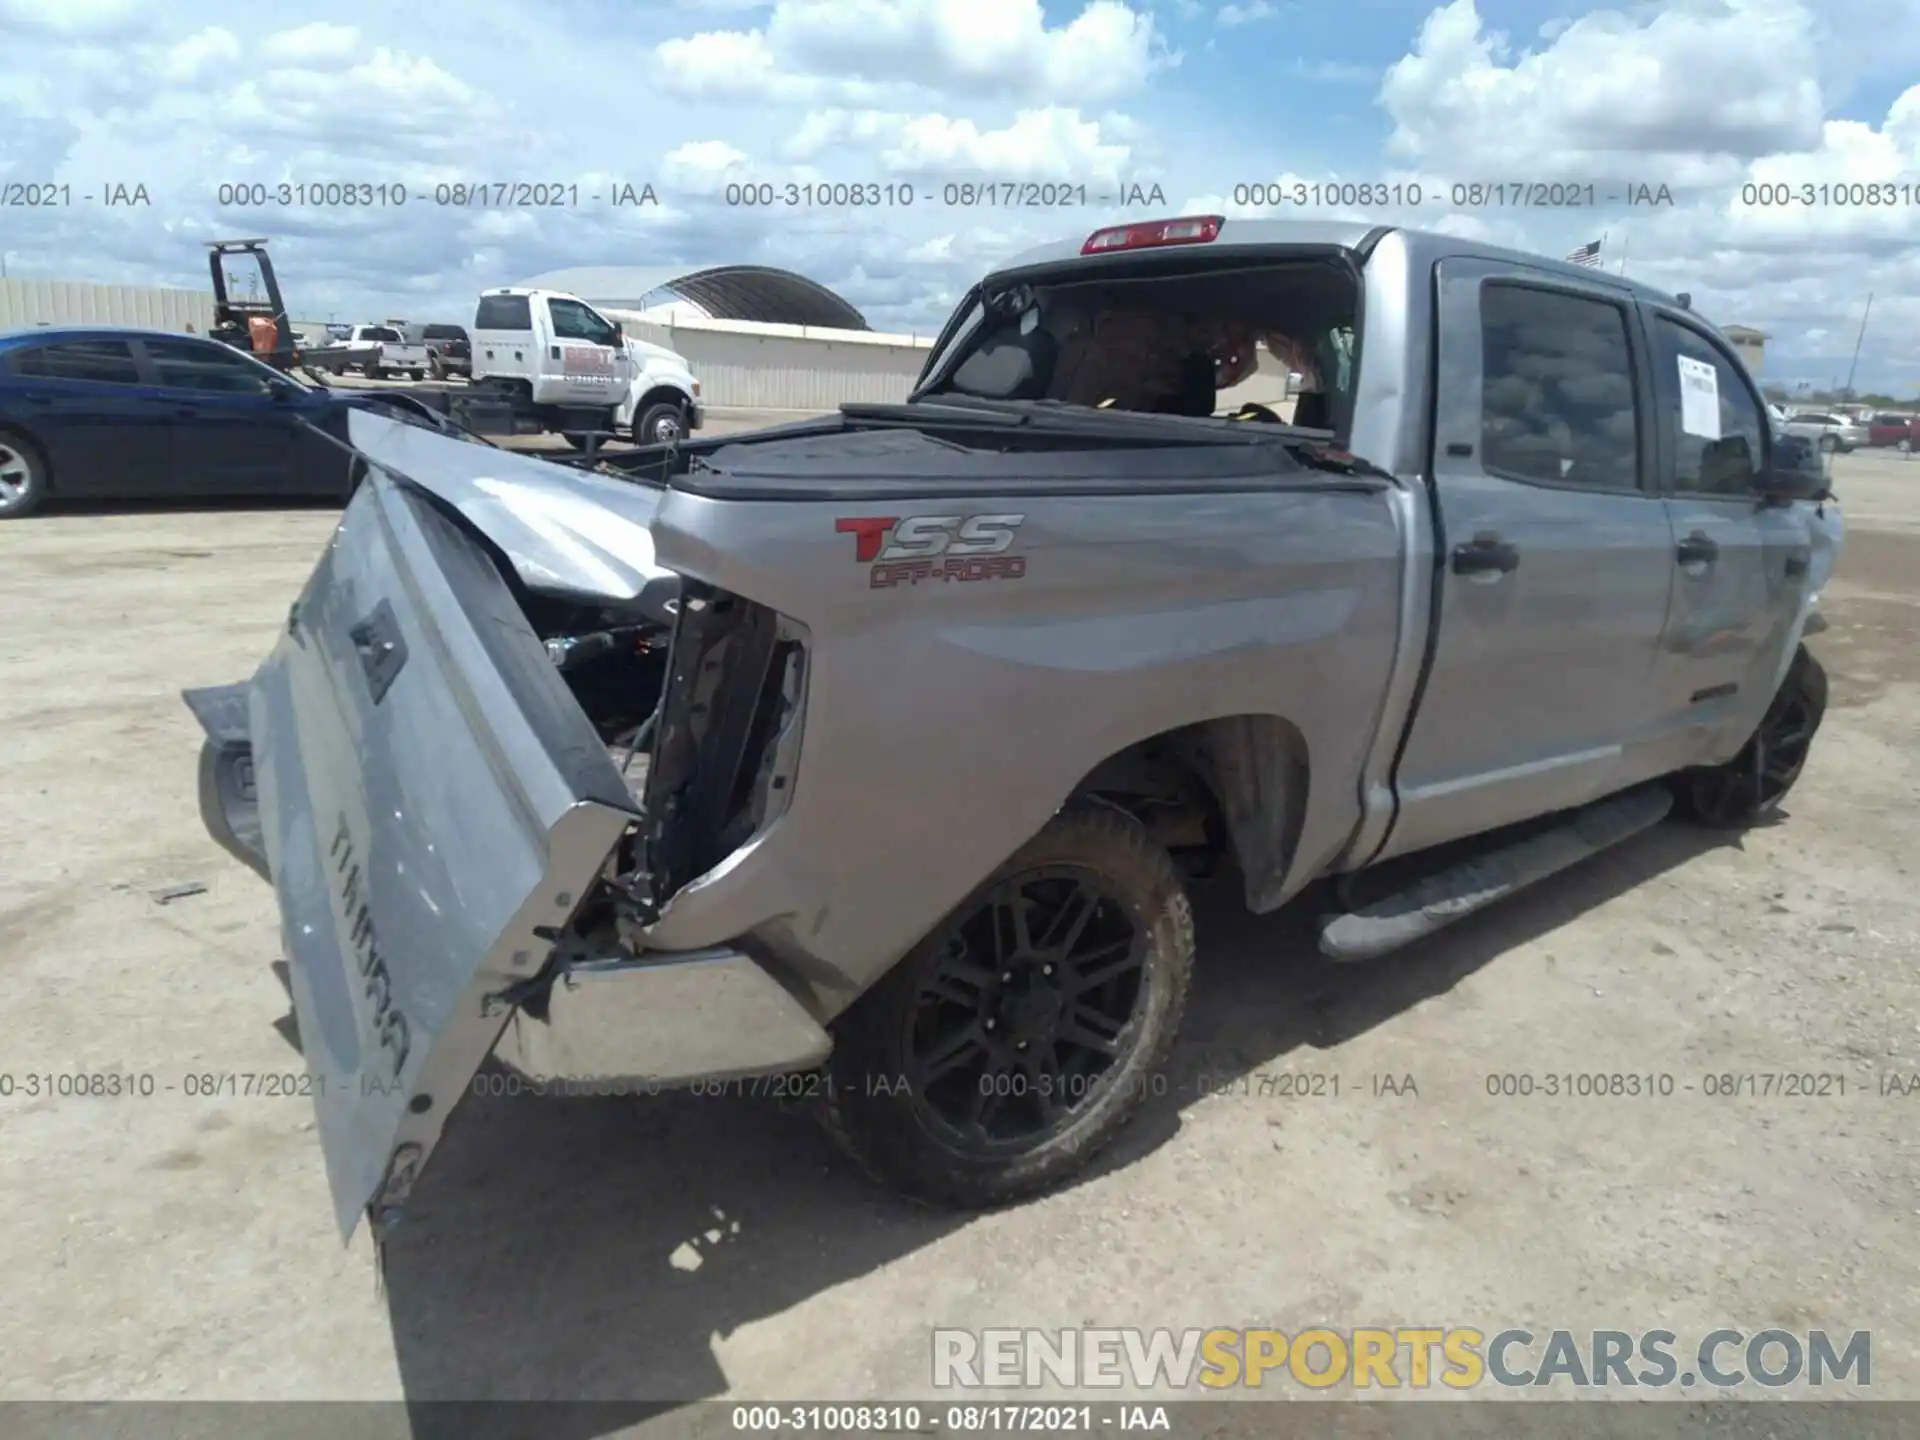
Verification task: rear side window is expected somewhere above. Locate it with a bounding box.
[1479,284,1641,491]
[1652,317,1766,498]
[142,337,275,395]
[474,294,532,330]
[12,339,140,384]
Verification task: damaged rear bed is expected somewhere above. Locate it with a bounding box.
[186,410,827,1236]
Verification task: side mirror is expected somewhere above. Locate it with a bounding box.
[1752,434,1829,503]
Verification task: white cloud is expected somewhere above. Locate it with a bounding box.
[1381,0,1825,181]
[1216,1,1275,24]
[656,0,1167,106]
[0,0,1913,389]
[157,26,240,84]
[0,0,147,37]
[259,23,363,68]
[784,106,1133,184]
[662,140,751,193]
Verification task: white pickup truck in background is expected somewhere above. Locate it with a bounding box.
[469,287,702,447]
[303,325,430,380]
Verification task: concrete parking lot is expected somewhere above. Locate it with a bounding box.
[0,443,1915,1416]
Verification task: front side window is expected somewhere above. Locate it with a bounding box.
[547,297,617,344]
[12,339,140,385]
[142,337,276,395]
[1653,317,1765,497]
[1478,283,1640,491]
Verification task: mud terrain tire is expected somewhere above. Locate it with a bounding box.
[819,806,1194,1208]
[1673,644,1827,827]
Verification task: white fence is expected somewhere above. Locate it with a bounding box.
[603,312,935,409]
[0,279,213,334]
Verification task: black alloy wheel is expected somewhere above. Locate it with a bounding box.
[820,807,1194,1208]
[1677,646,1827,827]
[906,866,1145,1150]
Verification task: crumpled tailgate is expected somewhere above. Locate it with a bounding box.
[231,464,638,1237]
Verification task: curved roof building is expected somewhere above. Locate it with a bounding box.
[511,264,870,331]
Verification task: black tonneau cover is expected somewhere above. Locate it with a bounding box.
[591,402,1384,503]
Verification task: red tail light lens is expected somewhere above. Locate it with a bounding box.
[1081,215,1224,255]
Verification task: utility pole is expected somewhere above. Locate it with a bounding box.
[1843,292,1873,398]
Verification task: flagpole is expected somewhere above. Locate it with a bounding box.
[1842,292,1873,398]
[1616,232,1630,279]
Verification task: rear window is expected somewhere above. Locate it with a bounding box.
[365,326,401,342]
[422,324,467,341]
[474,295,532,331]
[920,256,1361,439]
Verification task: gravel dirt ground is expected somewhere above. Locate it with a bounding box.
[0,441,1915,1423]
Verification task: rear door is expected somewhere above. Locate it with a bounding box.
[137,336,302,496]
[1382,259,1677,860]
[247,409,640,1234]
[1643,308,1811,768]
[3,338,170,497]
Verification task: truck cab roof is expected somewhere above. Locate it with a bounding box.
[988,217,1692,316]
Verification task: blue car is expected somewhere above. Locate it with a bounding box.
[0,325,360,518]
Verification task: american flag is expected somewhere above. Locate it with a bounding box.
[1566,239,1604,267]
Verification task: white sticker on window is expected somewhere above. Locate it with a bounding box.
[1677,354,1721,440]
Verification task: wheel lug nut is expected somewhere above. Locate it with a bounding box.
[1042,964,1054,977]
[1000,971,1013,983]
[984,1019,996,1031]
[1016,1040,1028,1051]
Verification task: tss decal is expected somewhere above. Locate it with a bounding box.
[836,514,1029,588]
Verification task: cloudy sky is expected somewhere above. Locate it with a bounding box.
[0,0,1915,392]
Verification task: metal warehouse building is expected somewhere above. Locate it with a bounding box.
[0,278,212,334]
[512,263,933,411]
[511,264,873,331]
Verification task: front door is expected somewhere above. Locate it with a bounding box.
[138,336,301,496]
[1643,309,1812,770]
[544,296,632,406]
[1380,260,1677,861]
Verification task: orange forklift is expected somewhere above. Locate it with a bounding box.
[206,238,300,370]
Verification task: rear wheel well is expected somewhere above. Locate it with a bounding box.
[1068,714,1310,909]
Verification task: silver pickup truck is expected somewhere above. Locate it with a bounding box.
[184,218,1841,1238]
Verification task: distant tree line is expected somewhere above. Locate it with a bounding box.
[1761,384,1920,409]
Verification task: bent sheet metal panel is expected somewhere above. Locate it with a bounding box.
[252,447,638,1236]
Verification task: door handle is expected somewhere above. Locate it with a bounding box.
[1451,532,1519,577]
[1676,530,1718,567]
